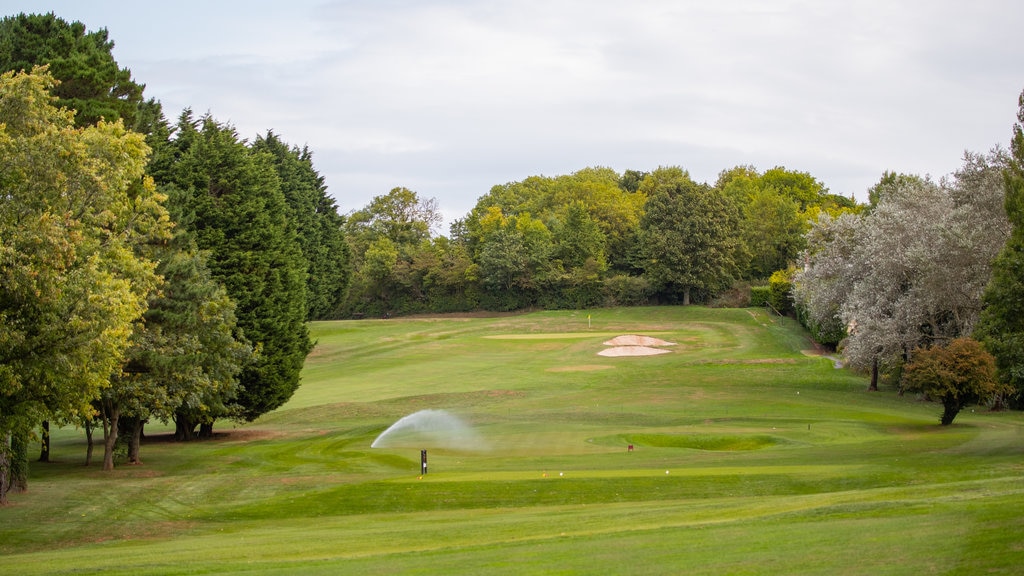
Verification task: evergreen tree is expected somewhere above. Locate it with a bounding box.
[161,112,311,423]
[252,132,350,319]
[976,89,1024,403]
[0,13,146,127]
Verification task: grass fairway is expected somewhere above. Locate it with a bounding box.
[4,306,1024,574]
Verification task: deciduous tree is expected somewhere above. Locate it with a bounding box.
[634,168,742,305]
[902,338,1003,425]
[796,151,1009,390]
[0,69,164,490]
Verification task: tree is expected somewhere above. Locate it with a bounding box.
[465,167,644,276]
[976,89,1024,404]
[159,112,310,424]
[843,162,1009,373]
[738,186,805,279]
[866,171,924,209]
[346,187,441,249]
[634,168,742,305]
[102,232,252,463]
[792,212,860,349]
[717,165,858,281]
[0,13,146,127]
[252,132,350,319]
[552,201,607,271]
[359,237,400,305]
[796,153,1009,390]
[902,338,1003,425]
[550,201,607,307]
[759,166,855,212]
[344,187,441,315]
[0,69,165,493]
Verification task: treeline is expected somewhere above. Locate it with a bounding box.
[341,166,856,316]
[0,13,350,501]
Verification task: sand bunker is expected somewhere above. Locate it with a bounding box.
[603,335,676,347]
[599,335,676,357]
[599,346,672,357]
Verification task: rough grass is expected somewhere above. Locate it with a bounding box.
[4,306,1024,575]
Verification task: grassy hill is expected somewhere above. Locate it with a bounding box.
[4,307,1024,574]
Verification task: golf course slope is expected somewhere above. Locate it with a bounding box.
[4,307,1024,575]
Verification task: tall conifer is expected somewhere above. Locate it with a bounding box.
[976,90,1024,401]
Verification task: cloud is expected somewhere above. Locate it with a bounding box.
[36,0,1024,224]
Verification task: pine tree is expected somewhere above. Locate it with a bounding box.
[0,13,146,127]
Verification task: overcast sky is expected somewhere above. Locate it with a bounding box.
[24,0,1024,228]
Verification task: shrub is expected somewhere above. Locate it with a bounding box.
[902,338,1006,425]
[750,286,771,308]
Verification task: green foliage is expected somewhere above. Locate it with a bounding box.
[634,167,742,304]
[159,112,311,422]
[749,286,771,308]
[601,274,652,307]
[767,268,795,315]
[0,13,146,127]
[902,338,1003,425]
[344,187,442,315]
[716,165,860,281]
[119,233,252,446]
[551,201,607,271]
[466,167,645,277]
[253,132,351,320]
[976,89,1024,404]
[867,171,924,209]
[0,68,167,484]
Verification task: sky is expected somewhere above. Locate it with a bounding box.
[18,0,1024,229]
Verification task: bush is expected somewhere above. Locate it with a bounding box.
[767,268,795,315]
[750,286,771,308]
[602,275,652,307]
[709,282,751,308]
[902,338,1005,425]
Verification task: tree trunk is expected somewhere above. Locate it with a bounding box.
[121,416,143,465]
[38,421,50,463]
[175,412,197,441]
[84,420,94,466]
[199,421,214,439]
[10,431,28,492]
[868,357,879,391]
[0,432,10,506]
[940,399,961,426]
[683,287,691,306]
[101,400,120,472]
